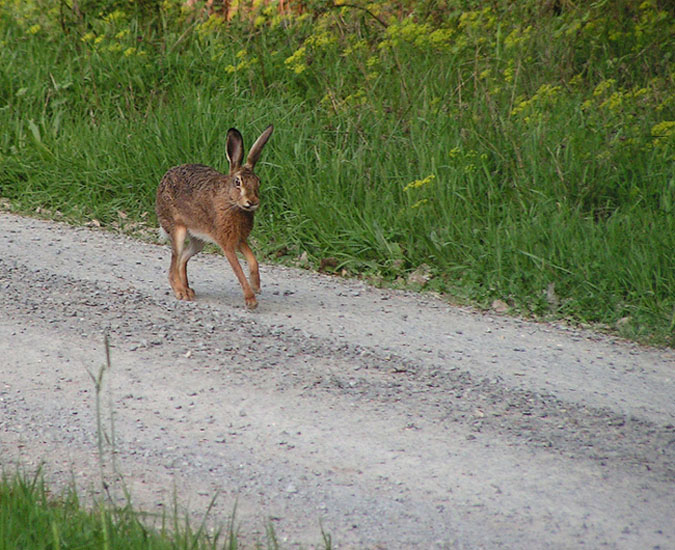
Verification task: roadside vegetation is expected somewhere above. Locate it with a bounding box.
[0,0,672,344]
[0,471,205,549]
[0,469,295,549]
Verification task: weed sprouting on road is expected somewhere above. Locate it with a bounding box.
[0,0,673,344]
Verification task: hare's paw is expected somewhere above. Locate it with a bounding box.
[245,295,258,310]
[174,287,196,301]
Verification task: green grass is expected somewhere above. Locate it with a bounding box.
[0,0,673,345]
[0,469,332,549]
[0,470,236,550]
[0,468,337,550]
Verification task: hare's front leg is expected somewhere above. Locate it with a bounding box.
[222,245,258,309]
[239,240,260,294]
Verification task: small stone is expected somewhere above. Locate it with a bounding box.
[545,282,559,308]
[491,299,509,314]
[408,264,432,287]
[297,251,309,268]
[616,316,631,329]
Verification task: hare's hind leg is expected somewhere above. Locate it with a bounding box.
[238,240,260,294]
[167,225,195,300]
[179,235,205,298]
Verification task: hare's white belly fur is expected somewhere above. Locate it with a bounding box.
[158,226,218,246]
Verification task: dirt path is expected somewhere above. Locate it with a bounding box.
[1,212,673,549]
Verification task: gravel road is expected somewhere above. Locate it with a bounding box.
[0,211,673,549]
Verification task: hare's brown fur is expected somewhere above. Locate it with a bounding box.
[155,126,273,309]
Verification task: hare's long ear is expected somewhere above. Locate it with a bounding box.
[226,128,244,173]
[245,125,274,169]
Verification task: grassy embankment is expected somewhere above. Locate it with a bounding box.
[0,0,672,344]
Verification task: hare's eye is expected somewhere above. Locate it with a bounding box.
[234,177,242,189]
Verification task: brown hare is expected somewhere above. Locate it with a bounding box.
[156,125,273,309]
